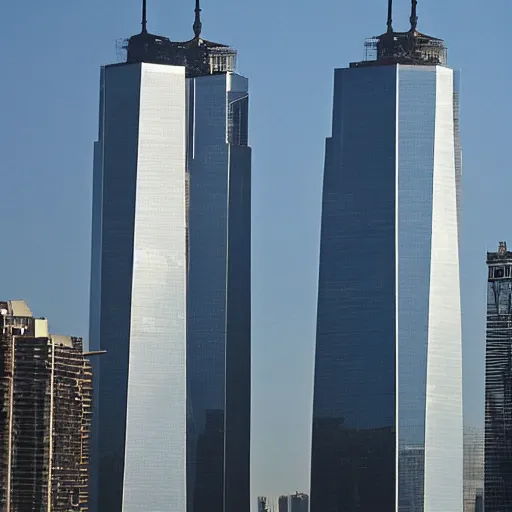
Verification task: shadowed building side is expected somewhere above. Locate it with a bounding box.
[186,70,251,512]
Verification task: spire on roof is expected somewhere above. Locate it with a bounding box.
[387,0,393,33]
[141,0,148,34]
[193,0,202,38]
[410,0,418,32]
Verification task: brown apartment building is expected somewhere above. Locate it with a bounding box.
[0,300,94,511]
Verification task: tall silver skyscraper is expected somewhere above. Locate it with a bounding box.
[310,1,463,511]
[89,1,251,511]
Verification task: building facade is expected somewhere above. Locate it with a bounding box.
[310,7,463,512]
[90,59,188,512]
[89,6,251,512]
[0,300,93,511]
[485,242,512,510]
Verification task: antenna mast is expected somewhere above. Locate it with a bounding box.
[193,0,202,38]
[387,0,393,33]
[410,0,418,32]
[142,0,148,34]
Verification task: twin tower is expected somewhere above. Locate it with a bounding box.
[89,0,462,511]
[89,1,250,510]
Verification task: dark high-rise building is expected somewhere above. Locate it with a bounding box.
[485,241,512,510]
[289,492,309,512]
[310,1,463,511]
[278,495,289,512]
[0,300,93,511]
[89,1,251,511]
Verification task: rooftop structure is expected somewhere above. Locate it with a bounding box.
[351,0,447,68]
[119,0,237,76]
[487,240,512,264]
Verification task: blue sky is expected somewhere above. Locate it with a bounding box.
[0,0,509,503]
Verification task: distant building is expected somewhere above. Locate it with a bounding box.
[398,446,425,510]
[0,300,94,511]
[474,489,484,512]
[485,241,512,510]
[463,427,484,512]
[278,495,289,512]
[289,492,309,512]
[257,496,272,512]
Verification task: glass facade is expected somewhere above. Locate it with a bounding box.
[90,65,251,512]
[186,72,251,512]
[90,62,188,512]
[485,247,512,511]
[311,64,462,512]
[397,69,436,512]
[311,65,397,512]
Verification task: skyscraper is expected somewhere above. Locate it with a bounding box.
[89,1,251,511]
[310,1,463,511]
[0,300,93,511]
[484,241,512,510]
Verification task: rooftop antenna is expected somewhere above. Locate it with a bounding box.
[193,0,202,38]
[387,0,393,33]
[410,0,418,32]
[141,0,148,34]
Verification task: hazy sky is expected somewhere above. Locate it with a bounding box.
[0,0,509,503]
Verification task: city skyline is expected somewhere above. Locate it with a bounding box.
[0,0,506,505]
